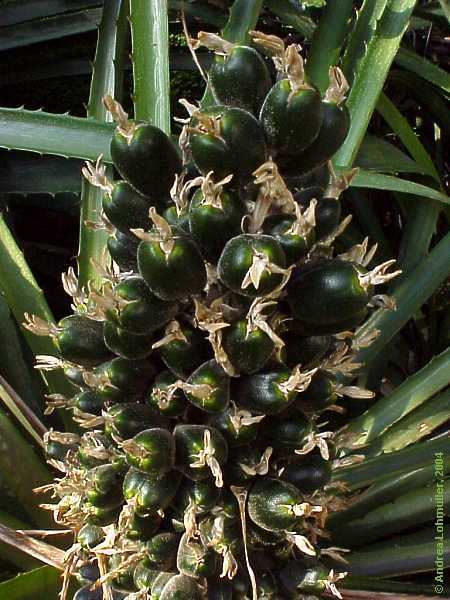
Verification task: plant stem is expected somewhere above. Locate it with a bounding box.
[130,0,171,132]
[222,0,264,44]
[78,0,122,288]
[333,0,417,168]
[306,0,354,93]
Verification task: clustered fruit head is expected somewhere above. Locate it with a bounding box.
[25,31,401,600]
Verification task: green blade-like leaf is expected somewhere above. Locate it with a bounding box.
[1,0,101,27]
[328,463,447,528]
[342,575,443,597]
[395,45,450,94]
[333,434,450,491]
[364,388,450,456]
[222,0,264,44]
[354,231,450,365]
[333,0,417,168]
[350,170,450,205]
[0,213,75,403]
[0,152,82,195]
[305,0,354,93]
[343,347,450,445]
[130,0,170,131]
[354,135,429,174]
[0,512,39,571]
[0,406,53,527]
[341,0,388,85]
[347,534,450,577]
[376,92,440,181]
[0,566,65,600]
[265,0,316,39]
[332,480,450,546]
[0,375,47,448]
[390,69,450,135]
[0,7,102,52]
[0,107,114,161]
[0,294,43,415]
[78,0,121,288]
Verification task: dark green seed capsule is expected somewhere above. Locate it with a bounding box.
[156,321,211,379]
[142,531,181,570]
[104,403,161,440]
[261,411,312,450]
[102,180,155,234]
[235,368,298,415]
[177,532,219,578]
[159,574,203,600]
[260,79,323,156]
[123,468,181,514]
[107,231,139,272]
[280,451,332,494]
[55,315,111,368]
[137,232,207,301]
[288,259,371,330]
[209,46,272,115]
[247,478,303,532]
[222,319,274,375]
[184,360,230,413]
[77,523,105,550]
[189,106,266,184]
[218,234,286,298]
[103,321,153,359]
[107,276,178,334]
[174,424,228,482]
[125,428,175,474]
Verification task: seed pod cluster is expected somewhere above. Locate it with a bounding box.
[26,31,401,600]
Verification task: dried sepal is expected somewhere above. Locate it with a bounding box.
[358,259,402,289]
[82,156,113,194]
[239,447,273,476]
[190,430,224,488]
[324,67,349,105]
[23,314,59,337]
[152,320,187,350]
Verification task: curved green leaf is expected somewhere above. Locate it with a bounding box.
[78,0,121,288]
[0,566,64,600]
[347,534,450,577]
[334,0,417,168]
[344,347,450,445]
[395,46,450,95]
[350,170,450,205]
[364,388,450,456]
[354,135,428,174]
[0,107,114,161]
[376,92,440,180]
[264,0,316,39]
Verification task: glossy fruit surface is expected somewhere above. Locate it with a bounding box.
[280,451,332,494]
[235,368,298,415]
[148,370,187,417]
[189,187,245,262]
[159,573,202,600]
[102,180,154,234]
[137,233,207,301]
[111,123,182,199]
[288,259,371,327]
[123,468,181,513]
[189,106,266,183]
[107,231,139,271]
[157,321,210,378]
[209,46,272,115]
[107,276,178,334]
[222,319,273,375]
[125,428,175,473]
[260,79,323,156]
[247,478,303,531]
[174,424,228,481]
[184,360,230,413]
[103,320,153,359]
[55,315,111,367]
[218,234,286,297]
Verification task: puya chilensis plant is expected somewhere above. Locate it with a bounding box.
[25,30,401,600]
